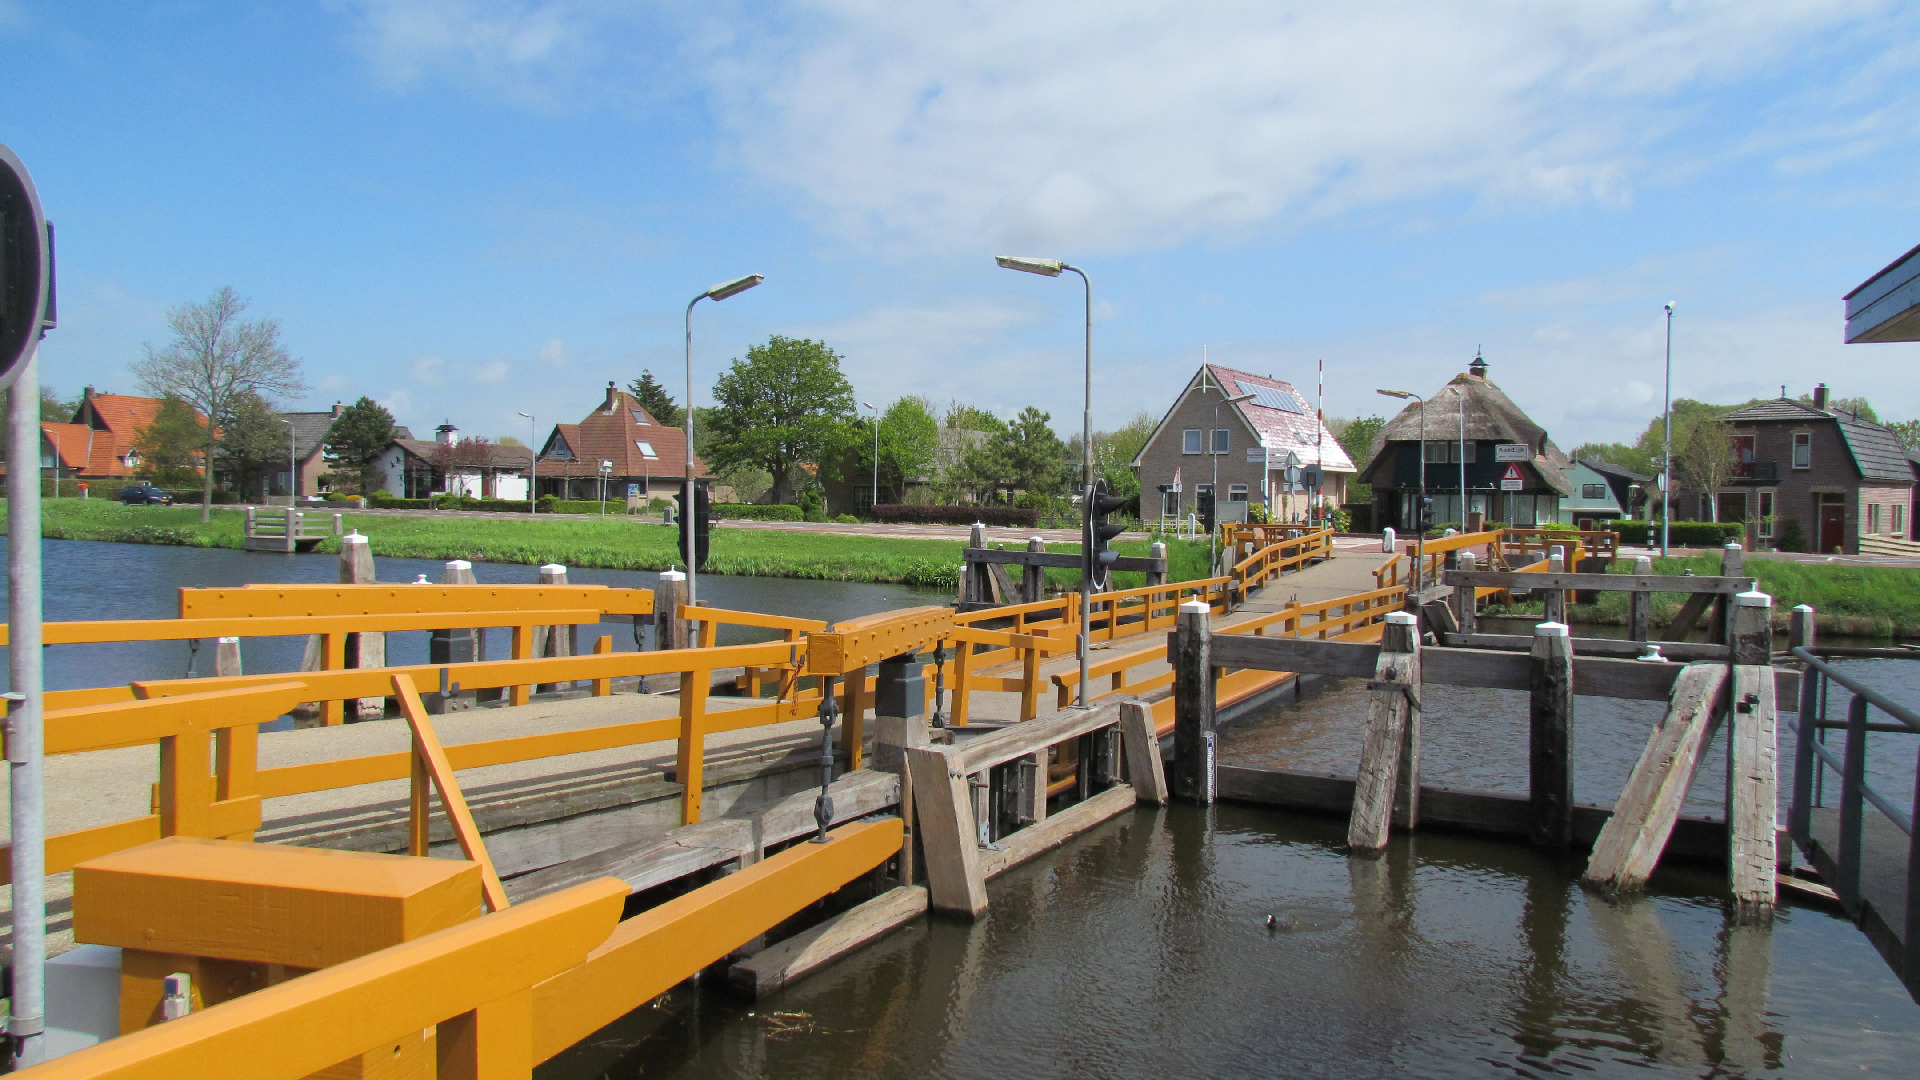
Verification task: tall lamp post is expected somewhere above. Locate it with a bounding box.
[995,255,1095,708]
[684,273,764,606]
[1661,302,1676,557]
[862,401,879,512]
[280,416,296,504]
[1378,388,1426,587]
[516,412,536,514]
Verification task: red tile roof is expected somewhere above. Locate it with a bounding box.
[538,389,710,479]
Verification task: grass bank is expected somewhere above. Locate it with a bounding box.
[1482,554,1920,638]
[16,501,1212,589]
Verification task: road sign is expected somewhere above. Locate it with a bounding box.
[0,141,54,391]
[1500,463,1524,491]
[1494,443,1530,462]
[1246,446,1265,463]
[627,484,639,498]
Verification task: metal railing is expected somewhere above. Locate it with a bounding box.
[1788,645,1920,992]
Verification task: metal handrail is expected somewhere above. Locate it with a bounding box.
[1803,734,1914,834]
[1794,646,1920,733]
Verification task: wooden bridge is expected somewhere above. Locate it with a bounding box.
[241,507,345,553]
[6,524,1910,1075]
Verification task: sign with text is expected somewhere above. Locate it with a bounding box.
[1246,446,1266,463]
[1500,463,1524,491]
[1494,443,1530,462]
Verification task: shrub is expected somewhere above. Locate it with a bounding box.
[712,503,803,522]
[164,489,242,505]
[1775,517,1808,553]
[367,492,433,510]
[835,513,859,524]
[323,492,361,503]
[1327,507,1352,533]
[869,504,1040,528]
[1608,520,1745,546]
[537,497,614,515]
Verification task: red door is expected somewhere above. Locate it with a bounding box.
[1819,502,1846,553]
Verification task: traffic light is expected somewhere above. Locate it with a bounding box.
[1084,478,1129,589]
[676,478,712,569]
[1197,488,1217,534]
[1416,496,1435,533]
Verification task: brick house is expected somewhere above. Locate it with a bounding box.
[1357,355,1574,530]
[536,382,711,502]
[36,388,176,491]
[1132,364,1354,524]
[376,423,529,501]
[1700,385,1912,554]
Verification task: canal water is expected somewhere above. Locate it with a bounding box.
[10,540,1920,1075]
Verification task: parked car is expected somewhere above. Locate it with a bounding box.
[118,484,172,505]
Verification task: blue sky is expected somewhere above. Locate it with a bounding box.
[4,1,1918,450]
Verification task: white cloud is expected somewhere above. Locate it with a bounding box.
[473,359,509,384]
[411,355,448,386]
[537,338,566,367]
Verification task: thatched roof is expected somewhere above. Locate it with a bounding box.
[1360,367,1574,495]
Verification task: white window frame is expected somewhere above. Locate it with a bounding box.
[1581,483,1605,500]
[1792,431,1811,470]
[1211,428,1230,454]
[1228,484,1249,502]
[1894,503,1906,537]
[1758,491,1775,538]
[1183,429,1202,455]
[1869,503,1882,533]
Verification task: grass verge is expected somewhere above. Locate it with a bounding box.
[13,500,1213,590]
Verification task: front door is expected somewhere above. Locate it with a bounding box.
[1819,499,1846,553]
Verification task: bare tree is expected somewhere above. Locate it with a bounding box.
[1675,417,1737,522]
[132,287,306,521]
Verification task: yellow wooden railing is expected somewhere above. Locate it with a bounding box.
[1229,526,1333,595]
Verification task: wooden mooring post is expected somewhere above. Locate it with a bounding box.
[1348,611,1421,851]
[1452,551,1477,634]
[1529,621,1574,850]
[1727,590,1778,917]
[654,569,689,651]
[1627,554,1653,641]
[1542,549,1567,626]
[1171,599,1216,804]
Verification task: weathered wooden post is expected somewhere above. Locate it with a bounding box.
[1711,542,1745,644]
[214,637,242,678]
[654,569,689,651]
[1543,549,1567,625]
[1349,611,1421,850]
[1170,599,1216,804]
[1529,621,1574,849]
[1728,590,1778,916]
[874,658,930,886]
[1789,604,1818,843]
[1022,536,1045,604]
[535,564,574,694]
[1452,550,1478,634]
[339,532,384,722]
[430,560,477,671]
[1628,554,1653,642]
[1148,541,1168,588]
[962,522,990,609]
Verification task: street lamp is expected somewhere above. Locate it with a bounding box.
[862,401,879,513]
[517,412,536,514]
[996,254,1095,708]
[1662,302,1676,557]
[599,459,613,517]
[1211,390,1255,569]
[1378,388,1426,588]
[280,416,296,505]
[685,273,764,606]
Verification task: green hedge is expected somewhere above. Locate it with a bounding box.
[1610,520,1745,546]
[713,503,802,522]
[539,497,628,515]
[163,489,242,505]
[367,492,432,510]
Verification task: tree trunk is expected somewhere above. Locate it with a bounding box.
[201,430,216,524]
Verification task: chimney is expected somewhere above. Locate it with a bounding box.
[331,401,344,418]
[82,386,94,401]
[605,381,618,412]
[1469,349,1487,379]
[436,421,458,446]
[1813,384,1829,411]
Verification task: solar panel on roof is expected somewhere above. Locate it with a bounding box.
[1244,386,1303,413]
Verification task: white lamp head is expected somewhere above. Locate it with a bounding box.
[995,255,1065,277]
[705,273,764,301]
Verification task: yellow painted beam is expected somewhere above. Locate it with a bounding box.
[0,609,607,648]
[805,606,955,676]
[180,584,651,619]
[392,675,509,913]
[530,818,902,1063]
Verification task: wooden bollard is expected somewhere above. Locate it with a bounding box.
[1628,554,1653,641]
[1728,590,1778,916]
[963,522,989,608]
[1349,611,1421,850]
[340,532,384,722]
[536,564,574,694]
[1171,599,1216,804]
[1529,621,1574,850]
[214,637,242,678]
[1711,542,1745,644]
[1023,536,1046,604]
[1452,551,1477,634]
[1543,550,1566,625]
[654,569,689,651]
[1148,541,1168,587]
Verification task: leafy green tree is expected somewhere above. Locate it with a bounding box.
[323,396,398,494]
[705,336,856,504]
[1886,419,1920,450]
[132,287,306,521]
[953,437,1012,504]
[626,369,683,428]
[132,395,207,488]
[218,391,291,500]
[944,401,1000,432]
[852,396,939,503]
[1804,393,1876,421]
[993,406,1067,497]
[1090,411,1157,501]
[1569,441,1655,475]
[1328,415,1385,501]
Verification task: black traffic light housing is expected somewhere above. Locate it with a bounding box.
[1197,488,1216,534]
[1084,478,1130,589]
[1416,495,1435,534]
[676,478,713,569]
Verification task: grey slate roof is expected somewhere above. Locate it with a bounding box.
[1581,458,1652,484]
[1361,369,1575,495]
[1720,397,1911,483]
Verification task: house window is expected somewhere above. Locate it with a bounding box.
[1759,491,1775,538]
[1792,431,1811,469]
[1582,484,1606,500]
[1161,489,1179,518]
[1424,442,1448,464]
[1868,504,1881,533]
[1228,484,1249,502]
[1211,429,1230,454]
[1183,429,1202,454]
[630,410,650,425]
[1894,504,1906,537]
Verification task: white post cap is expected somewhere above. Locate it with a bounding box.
[1725,541,1744,551]
[412,574,430,584]
[1180,599,1211,613]
[540,563,567,573]
[659,569,686,582]
[217,636,240,645]
[1733,590,1773,608]
[342,532,368,544]
[1385,611,1417,626]
[1534,621,1569,636]
[974,521,987,529]
[1792,603,1814,613]
[445,559,472,570]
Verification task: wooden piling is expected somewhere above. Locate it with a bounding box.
[1583,662,1729,892]
[1118,700,1169,805]
[874,712,931,886]
[1709,543,1745,644]
[1023,536,1046,604]
[1542,551,1567,625]
[1453,551,1478,634]
[1728,590,1778,916]
[654,570,688,652]
[1628,555,1653,641]
[1348,611,1421,851]
[213,637,242,679]
[1171,600,1216,804]
[341,532,384,722]
[1148,541,1168,587]
[1529,621,1574,850]
[535,564,574,694]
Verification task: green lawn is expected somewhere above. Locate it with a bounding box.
[14,500,1212,590]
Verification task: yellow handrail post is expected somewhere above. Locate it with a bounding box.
[322,632,345,726]
[392,675,509,913]
[509,624,534,706]
[156,729,214,839]
[590,636,613,697]
[212,723,257,842]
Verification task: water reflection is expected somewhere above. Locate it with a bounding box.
[545,804,1919,1079]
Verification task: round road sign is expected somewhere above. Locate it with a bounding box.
[0,141,51,392]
